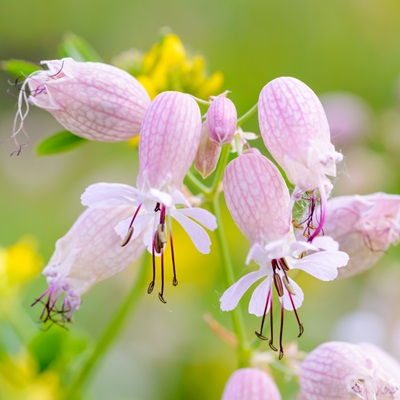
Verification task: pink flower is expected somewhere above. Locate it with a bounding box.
[222,368,282,400]
[220,151,348,358]
[194,122,222,178]
[82,91,217,303]
[206,96,237,145]
[299,341,399,399]
[32,206,146,323]
[11,58,150,152]
[258,77,343,241]
[321,192,400,278]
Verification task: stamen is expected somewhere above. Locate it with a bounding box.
[279,304,285,360]
[279,258,290,271]
[120,203,142,247]
[269,294,277,352]
[155,224,167,254]
[292,219,304,230]
[255,290,271,340]
[288,291,304,338]
[148,233,156,294]
[273,273,284,297]
[308,182,327,242]
[120,226,134,247]
[169,228,178,286]
[282,275,296,295]
[158,250,167,304]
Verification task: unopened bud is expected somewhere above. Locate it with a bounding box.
[194,122,221,178]
[222,368,281,400]
[207,96,237,145]
[13,58,151,146]
[299,341,399,400]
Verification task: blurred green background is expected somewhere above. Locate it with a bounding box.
[1,0,400,399]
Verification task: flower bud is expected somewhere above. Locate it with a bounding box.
[14,58,151,146]
[137,91,202,192]
[222,368,281,400]
[194,122,221,178]
[206,96,237,145]
[322,192,400,278]
[258,77,342,194]
[299,341,399,399]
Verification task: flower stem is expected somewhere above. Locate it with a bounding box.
[237,102,258,127]
[65,253,150,399]
[210,195,250,367]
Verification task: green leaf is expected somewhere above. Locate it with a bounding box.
[58,33,103,62]
[1,59,41,78]
[29,327,89,372]
[36,131,88,156]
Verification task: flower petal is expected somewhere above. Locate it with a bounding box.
[177,207,217,230]
[81,182,138,207]
[249,275,272,317]
[114,213,153,242]
[279,277,304,311]
[171,190,191,207]
[171,210,213,253]
[220,269,267,312]
[289,250,349,281]
[149,188,173,207]
[312,235,340,251]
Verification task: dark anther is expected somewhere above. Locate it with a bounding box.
[147,281,155,294]
[298,323,304,338]
[172,277,178,286]
[120,226,134,247]
[255,331,267,340]
[154,203,161,212]
[273,273,284,297]
[154,224,167,254]
[279,349,284,360]
[269,341,278,352]
[279,258,290,271]
[158,292,167,304]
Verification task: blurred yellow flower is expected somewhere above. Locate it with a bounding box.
[0,237,42,288]
[0,351,60,400]
[123,32,224,148]
[114,32,224,100]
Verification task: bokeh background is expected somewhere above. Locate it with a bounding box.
[1,0,400,399]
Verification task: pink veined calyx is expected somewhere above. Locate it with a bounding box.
[258,76,343,242]
[9,57,151,154]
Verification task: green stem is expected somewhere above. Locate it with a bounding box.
[65,253,150,399]
[210,196,250,367]
[208,145,230,199]
[237,102,258,127]
[185,170,211,195]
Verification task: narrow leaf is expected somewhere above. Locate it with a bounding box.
[37,131,88,156]
[58,33,103,62]
[1,59,41,78]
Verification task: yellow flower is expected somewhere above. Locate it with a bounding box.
[0,351,60,400]
[114,32,224,100]
[1,237,42,287]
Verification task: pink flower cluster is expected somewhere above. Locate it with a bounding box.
[20,59,399,374]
